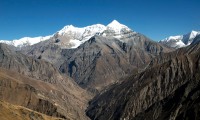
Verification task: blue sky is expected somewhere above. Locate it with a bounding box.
[0,0,200,41]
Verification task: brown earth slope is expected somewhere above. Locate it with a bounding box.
[0,43,91,120]
[0,100,63,120]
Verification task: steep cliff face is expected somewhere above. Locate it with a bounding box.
[86,43,200,120]
[0,43,91,120]
[22,33,171,93]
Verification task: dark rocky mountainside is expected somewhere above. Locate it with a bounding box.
[59,34,172,93]
[0,43,63,84]
[0,43,91,120]
[86,42,200,120]
[22,33,172,93]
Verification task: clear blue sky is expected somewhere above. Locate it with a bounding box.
[0,0,200,41]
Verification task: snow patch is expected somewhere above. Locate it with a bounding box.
[174,40,186,48]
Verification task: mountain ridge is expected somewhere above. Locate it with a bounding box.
[0,20,133,49]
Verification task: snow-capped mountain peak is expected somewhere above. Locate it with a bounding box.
[58,25,75,35]
[160,30,200,48]
[58,24,106,37]
[166,35,183,42]
[55,21,133,48]
[55,24,106,48]
[188,30,199,39]
[106,20,131,33]
[107,20,123,28]
[100,20,133,39]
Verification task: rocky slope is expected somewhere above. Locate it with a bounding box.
[59,34,171,92]
[0,100,63,120]
[86,42,200,120]
[0,43,91,120]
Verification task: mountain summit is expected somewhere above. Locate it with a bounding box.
[107,20,131,33]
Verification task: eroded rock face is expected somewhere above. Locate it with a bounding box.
[0,43,63,84]
[59,35,171,93]
[86,43,200,120]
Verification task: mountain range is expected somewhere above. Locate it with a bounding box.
[17,20,171,93]
[1,20,199,50]
[0,20,200,120]
[0,20,132,49]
